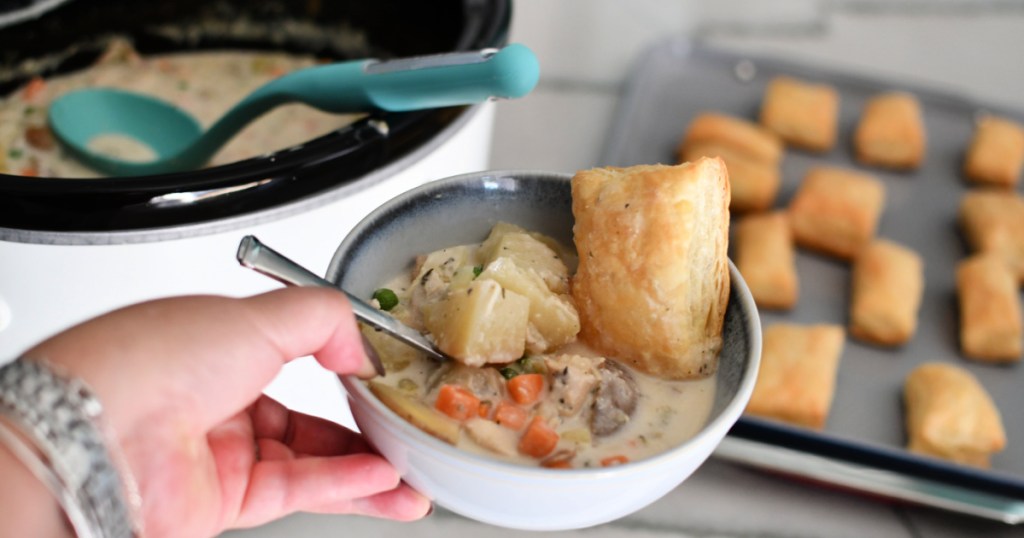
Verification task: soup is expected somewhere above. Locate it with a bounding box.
[0,39,362,177]
[362,222,716,468]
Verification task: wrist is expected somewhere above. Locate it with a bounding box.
[0,357,141,538]
[0,416,75,538]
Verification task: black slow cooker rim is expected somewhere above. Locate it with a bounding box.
[0,0,511,232]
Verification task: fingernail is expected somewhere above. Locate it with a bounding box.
[360,333,386,378]
[425,503,435,517]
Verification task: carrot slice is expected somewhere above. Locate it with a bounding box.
[600,455,630,467]
[507,373,545,405]
[493,401,528,430]
[434,384,480,421]
[477,400,492,419]
[22,77,46,101]
[518,416,559,458]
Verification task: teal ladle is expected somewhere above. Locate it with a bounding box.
[47,44,540,176]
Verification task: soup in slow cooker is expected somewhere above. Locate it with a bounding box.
[361,222,716,469]
[0,40,363,177]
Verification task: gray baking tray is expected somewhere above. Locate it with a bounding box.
[602,37,1024,522]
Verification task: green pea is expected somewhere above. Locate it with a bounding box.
[372,288,399,311]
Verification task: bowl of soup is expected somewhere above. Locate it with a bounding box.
[327,169,761,530]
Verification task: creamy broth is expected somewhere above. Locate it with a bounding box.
[0,39,363,177]
[363,224,717,468]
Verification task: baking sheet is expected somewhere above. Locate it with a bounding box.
[602,37,1024,500]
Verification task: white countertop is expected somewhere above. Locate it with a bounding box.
[225,2,1024,536]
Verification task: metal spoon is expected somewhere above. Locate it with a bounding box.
[235,235,450,363]
[49,44,539,176]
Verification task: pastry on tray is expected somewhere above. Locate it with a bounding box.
[759,75,840,152]
[745,323,845,430]
[904,362,1006,468]
[853,91,926,170]
[734,211,798,310]
[677,112,783,212]
[957,253,1023,362]
[963,115,1024,188]
[678,112,784,164]
[849,239,924,346]
[571,158,731,380]
[958,188,1024,282]
[788,166,886,260]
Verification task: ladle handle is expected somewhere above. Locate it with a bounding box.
[235,235,448,362]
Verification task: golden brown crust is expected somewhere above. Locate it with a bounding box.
[745,324,845,430]
[904,362,1006,468]
[854,92,926,170]
[680,141,781,213]
[788,166,886,260]
[571,159,731,380]
[849,239,924,346]
[964,115,1024,187]
[734,211,798,310]
[957,254,1023,362]
[759,76,840,152]
[958,189,1024,281]
[678,112,784,165]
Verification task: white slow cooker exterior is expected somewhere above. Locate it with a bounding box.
[0,102,495,428]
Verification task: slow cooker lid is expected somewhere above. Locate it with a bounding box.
[0,0,510,233]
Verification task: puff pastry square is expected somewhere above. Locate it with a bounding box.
[849,239,924,346]
[679,112,784,165]
[680,142,780,213]
[734,211,798,310]
[853,92,926,170]
[571,158,731,380]
[964,115,1024,187]
[958,189,1024,281]
[788,166,886,260]
[957,253,1023,362]
[745,323,845,430]
[759,76,840,152]
[904,362,1006,468]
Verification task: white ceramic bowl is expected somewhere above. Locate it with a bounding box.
[328,170,761,531]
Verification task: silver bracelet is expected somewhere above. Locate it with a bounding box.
[0,358,139,538]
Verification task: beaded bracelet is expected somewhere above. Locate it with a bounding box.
[0,358,140,538]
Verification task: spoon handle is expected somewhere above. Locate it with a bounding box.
[235,235,448,362]
[191,44,539,163]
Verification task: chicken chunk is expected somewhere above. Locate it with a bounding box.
[544,354,603,417]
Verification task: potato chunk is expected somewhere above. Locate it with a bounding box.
[480,226,570,293]
[479,257,580,353]
[421,279,530,366]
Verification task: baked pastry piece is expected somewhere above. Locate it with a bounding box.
[853,92,926,170]
[958,189,1024,281]
[963,115,1024,187]
[745,324,845,430]
[904,362,1006,468]
[677,112,783,213]
[679,112,784,165]
[734,211,798,310]
[788,166,886,260]
[679,142,780,213]
[759,76,840,152]
[571,158,731,380]
[849,239,924,346]
[957,253,1022,362]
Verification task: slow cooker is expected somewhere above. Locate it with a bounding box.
[0,0,511,423]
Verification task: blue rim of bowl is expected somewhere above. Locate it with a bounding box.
[333,169,763,478]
